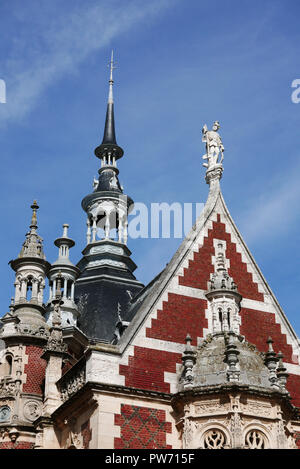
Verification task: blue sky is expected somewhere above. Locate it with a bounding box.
[0,0,300,335]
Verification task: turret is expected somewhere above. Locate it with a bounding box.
[74,52,144,343]
[46,224,80,327]
[3,201,51,339]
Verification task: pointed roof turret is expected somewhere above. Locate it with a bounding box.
[94,51,124,161]
[76,53,144,343]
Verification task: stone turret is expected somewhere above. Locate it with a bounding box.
[46,224,80,328]
[3,201,50,340]
[205,241,242,335]
[0,202,50,449]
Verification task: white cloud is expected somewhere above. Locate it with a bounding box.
[239,167,300,244]
[0,0,173,123]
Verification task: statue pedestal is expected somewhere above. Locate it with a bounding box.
[205,164,223,185]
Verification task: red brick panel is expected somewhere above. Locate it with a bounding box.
[147,293,208,344]
[23,346,47,395]
[120,347,181,393]
[114,404,172,449]
[179,216,264,302]
[286,374,300,408]
[0,442,34,449]
[240,307,295,364]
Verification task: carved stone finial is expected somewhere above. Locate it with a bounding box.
[30,200,39,228]
[267,336,275,353]
[264,337,279,387]
[225,334,240,382]
[181,334,197,388]
[276,351,289,391]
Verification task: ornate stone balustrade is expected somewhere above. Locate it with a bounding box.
[58,359,86,402]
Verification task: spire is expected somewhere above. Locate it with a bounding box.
[17,200,45,260]
[95,51,124,161]
[30,200,39,229]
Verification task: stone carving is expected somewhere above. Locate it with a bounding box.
[52,303,62,327]
[195,401,229,415]
[64,430,83,449]
[90,245,124,256]
[0,405,11,422]
[202,121,224,169]
[0,378,18,398]
[109,174,119,189]
[181,334,197,389]
[245,429,267,449]
[14,323,49,339]
[23,401,42,422]
[225,334,240,382]
[60,367,86,402]
[46,336,68,354]
[203,429,226,449]
[183,418,194,449]
[243,401,272,418]
[88,259,126,269]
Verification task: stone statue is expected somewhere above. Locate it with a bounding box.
[52,303,62,327]
[202,121,224,169]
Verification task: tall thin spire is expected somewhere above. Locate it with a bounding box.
[95,51,123,160]
[102,50,117,146]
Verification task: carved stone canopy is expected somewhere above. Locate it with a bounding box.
[180,332,290,394]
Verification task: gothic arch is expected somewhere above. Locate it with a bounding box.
[196,421,232,449]
[0,352,14,376]
[242,422,272,449]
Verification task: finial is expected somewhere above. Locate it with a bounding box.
[181,333,196,388]
[108,50,116,104]
[185,333,193,351]
[30,200,39,228]
[267,336,275,353]
[276,351,289,391]
[264,336,279,387]
[62,224,69,238]
[9,297,15,314]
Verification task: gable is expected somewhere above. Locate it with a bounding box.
[98,181,300,406]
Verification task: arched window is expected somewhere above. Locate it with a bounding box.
[203,429,226,449]
[6,355,12,375]
[245,430,267,449]
[0,354,13,376]
[26,277,33,301]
